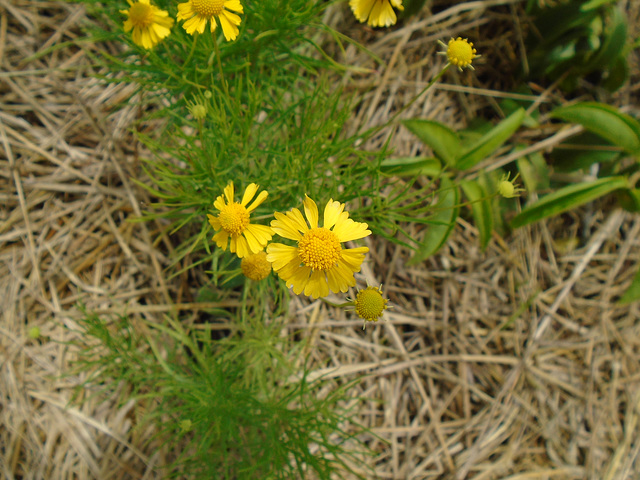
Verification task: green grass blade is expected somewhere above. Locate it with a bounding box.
[510,176,628,229]
[619,266,640,304]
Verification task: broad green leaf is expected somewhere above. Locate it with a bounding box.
[581,0,617,11]
[409,176,459,265]
[402,119,462,167]
[550,132,621,173]
[460,180,493,251]
[510,176,628,229]
[585,7,626,71]
[380,157,441,177]
[518,151,550,193]
[456,108,526,171]
[619,266,640,304]
[551,103,640,155]
[617,189,640,213]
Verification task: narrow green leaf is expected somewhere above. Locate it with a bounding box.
[551,102,640,155]
[409,176,459,265]
[510,176,628,229]
[456,108,526,171]
[379,157,441,177]
[619,266,640,304]
[402,119,462,167]
[460,180,493,251]
[580,0,616,11]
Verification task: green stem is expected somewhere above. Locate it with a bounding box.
[212,33,229,98]
[185,34,198,65]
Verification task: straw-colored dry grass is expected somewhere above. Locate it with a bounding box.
[2,1,640,479]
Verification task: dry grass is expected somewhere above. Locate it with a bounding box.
[2,1,640,479]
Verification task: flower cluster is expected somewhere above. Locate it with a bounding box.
[206,182,386,326]
[121,0,244,49]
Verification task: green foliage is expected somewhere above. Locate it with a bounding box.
[70,309,373,479]
[525,0,631,92]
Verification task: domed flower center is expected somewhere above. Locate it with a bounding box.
[298,227,342,271]
[498,180,515,198]
[129,2,155,27]
[447,38,475,67]
[192,0,225,17]
[356,287,387,321]
[218,202,250,235]
[241,252,272,281]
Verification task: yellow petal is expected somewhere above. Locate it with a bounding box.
[241,183,258,207]
[213,230,229,250]
[327,264,352,293]
[246,223,273,246]
[266,243,299,271]
[235,235,250,258]
[246,190,268,212]
[305,270,329,299]
[287,208,309,233]
[287,265,312,295]
[277,256,303,281]
[224,0,244,13]
[224,182,235,203]
[323,199,344,230]
[219,11,240,41]
[271,212,303,241]
[207,214,221,230]
[340,247,368,272]
[242,228,263,255]
[333,217,371,242]
[303,195,319,229]
[177,2,195,20]
[213,194,226,212]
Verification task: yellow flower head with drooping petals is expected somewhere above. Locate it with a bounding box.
[350,0,404,28]
[497,172,525,198]
[241,251,272,281]
[354,285,388,329]
[207,183,273,258]
[121,0,174,49]
[438,37,479,71]
[267,196,371,299]
[177,0,244,41]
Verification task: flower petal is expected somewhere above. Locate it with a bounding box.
[219,10,240,41]
[287,208,309,233]
[177,1,195,20]
[271,212,303,241]
[242,228,263,255]
[286,265,312,295]
[340,246,369,272]
[213,194,226,212]
[207,214,221,230]
[266,243,299,271]
[235,235,250,258]
[303,195,319,229]
[323,199,344,230]
[246,190,268,212]
[224,182,235,203]
[327,263,353,293]
[224,0,244,13]
[241,183,258,207]
[305,270,329,299]
[246,223,273,247]
[333,217,371,242]
[212,230,229,250]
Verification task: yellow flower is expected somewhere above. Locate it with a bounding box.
[121,0,174,49]
[177,0,243,41]
[267,196,371,299]
[207,183,273,258]
[354,285,388,329]
[349,0,404,28]
[241,251,272,281]
[438,37,479,71]
[497,172,525,198]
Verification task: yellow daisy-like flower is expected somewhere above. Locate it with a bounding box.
[207,183,273,258]
[350,0,404,28]
[497,172,525,198]
[354,285,388,329]
[120,0,174,50]
[241,251,272,281]
[177,0,243,41]
[438,37,479,71]
[267,196,371,299]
